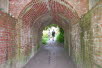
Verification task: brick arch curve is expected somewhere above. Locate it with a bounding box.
[16,0,80,63]
[18,0,79,21]
[18,0,80,33]
[18,0,79,18]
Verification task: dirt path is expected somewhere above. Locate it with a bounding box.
[23,41,76,68]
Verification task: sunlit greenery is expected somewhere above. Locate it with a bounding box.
[42,24,63,44]
[42,31,49,44]
[56,28,64,43]
[42,38,49,44]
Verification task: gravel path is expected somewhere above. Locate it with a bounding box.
[23,41,77,68]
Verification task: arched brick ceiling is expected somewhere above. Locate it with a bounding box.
[10,0,88,18]
[18,0,80,30]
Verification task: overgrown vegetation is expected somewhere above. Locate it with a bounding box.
[42,32,49,44]
[56,27,64,43]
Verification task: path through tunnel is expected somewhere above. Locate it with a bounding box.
[23,22,78,68]
[20,13,76,68]
[0,0,102,68]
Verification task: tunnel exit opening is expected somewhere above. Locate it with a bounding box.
[41,24,64,46]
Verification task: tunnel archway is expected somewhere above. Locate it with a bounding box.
[17,0,79,59]
[16,0,84,68]
[16,1,102,68]
[23,13,72,56]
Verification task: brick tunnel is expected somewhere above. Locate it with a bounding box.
[0,0,102,68]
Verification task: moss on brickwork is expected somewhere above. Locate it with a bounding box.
[79,11,93,68]
[0,12,17,66]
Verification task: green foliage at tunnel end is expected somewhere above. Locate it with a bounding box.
[56,28,64,43]
[42,38,49,44]
[42,32,49,44]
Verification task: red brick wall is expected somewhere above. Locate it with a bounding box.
[71,1,102,68]
[0,11,16,64]
[9,0,32,18]
[9,0,88,18]
[67,0,88,17]
[92,2,102,68]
